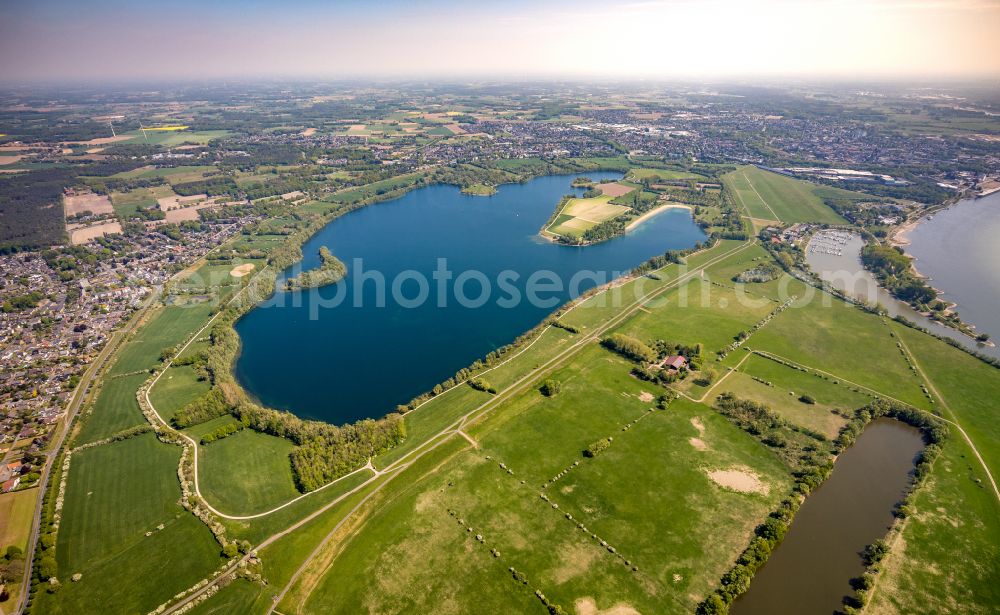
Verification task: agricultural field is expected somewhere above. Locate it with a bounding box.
[722,166,848,224]
[118,128,231,147]
[108,184,177,219]
[75,373,148,445]
[0,489,37,552]
[107,303,214,376]
[326,172,428,204]
[110,164,219,184]
[148,364,210,423]
[626,167,706,182]
[42,433,224,614]
[545,195,630,239]
[197,430,300,516]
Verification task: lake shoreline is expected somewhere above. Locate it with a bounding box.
[235,172,707,423]
[624,202,691,232]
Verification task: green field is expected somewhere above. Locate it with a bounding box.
[75,373,148,445]
[197,430,300,515]
[627,167,706,182]
[120,129,231,147]
[110,165,218,182]
[326,172,427,204]
[722,166,848,224]
[108,303,213,376]
[861,321,1000,613]
[44,433,223,614]
[0,489,38,552]
[149,364,210,423]
[109,184,176,219]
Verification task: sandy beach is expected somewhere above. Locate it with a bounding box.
[624,202,690,232]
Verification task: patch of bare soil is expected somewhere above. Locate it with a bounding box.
[157,193,207,211]
[689,438,707,451]
[690,417,705,434]
[300,127,317,136]
[551,541,598,584]
[575,597,642,615]
[707,468,769,495]
[597,182,634,198]
[638,391,655,403]
[64,192,113,216]
[69,221,123,245]
[230,263,256,278]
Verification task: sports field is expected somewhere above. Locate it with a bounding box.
[722,166,848,224]
[546,195,630,238]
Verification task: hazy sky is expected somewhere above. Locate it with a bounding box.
[1,0,999,82]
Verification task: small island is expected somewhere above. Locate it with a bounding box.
[285,246,347,291]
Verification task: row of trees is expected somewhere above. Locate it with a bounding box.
[600,333,656,363]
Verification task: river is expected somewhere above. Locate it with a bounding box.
[234,173,707,423]
[732,418,925,615]
[805,228,998,358]
[904,190,1000,351]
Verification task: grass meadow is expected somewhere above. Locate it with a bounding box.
[722,166,847,224]
[197,430,300,516]
[45,433,223,614]
[74,373,148,445]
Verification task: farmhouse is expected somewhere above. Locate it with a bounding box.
[2,477,20,493]
[661,355,687,371]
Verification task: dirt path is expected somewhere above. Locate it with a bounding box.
[455,429,479,448]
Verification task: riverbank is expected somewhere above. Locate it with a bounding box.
[901,191,1000,350]
[808,229,995,353]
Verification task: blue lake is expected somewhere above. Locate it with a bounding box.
[235,172,707,423]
